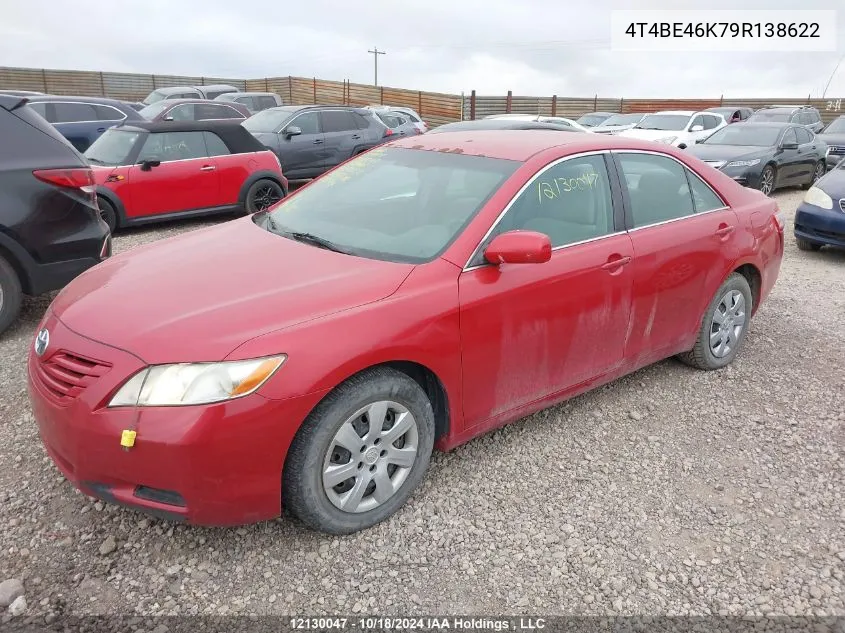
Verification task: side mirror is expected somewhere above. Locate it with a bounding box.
[690,125,704,132]
[139,159,161,171]
[781,142,799,150]
[484,231,551,265]
[163,115,174,121]
[695,138,705,144]
[284,126,302,139]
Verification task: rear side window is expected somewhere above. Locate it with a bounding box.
[257,95,278,110]
[782,128,798,145]
[94,105,125,121]
[689,115,705,129]
[236,96,256,109]
[702,115,721,129]
[321,110,357,133]
[616,153,695,228]
[196,103,243,120]
[137,131,208,162]
[352,112,371,129]
[795,127,813,144]
[405,112,421,123]
[6,103,80,153]
[686,169,725,212]
[204,132,230,156]
[52,102,99,123]
[167,104,195,121]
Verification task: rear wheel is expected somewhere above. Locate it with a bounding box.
[245,179,284,214]
[796,237,822,251]
[283,367,435,534]
[97,197,117,233]
[802,161,825,189]
[0,254,23,335]
[758,165,776,196]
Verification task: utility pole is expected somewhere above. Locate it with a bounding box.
[368,47,386,86]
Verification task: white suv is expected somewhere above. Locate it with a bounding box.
[618,110,727,149]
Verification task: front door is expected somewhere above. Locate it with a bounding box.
[459,152,634,428]
[279,111,325,178]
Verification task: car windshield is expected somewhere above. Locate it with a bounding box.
[634,114,690,130]
[577,114,610,127]
[142,90,169,106]
[600,113,642,126]
[824,118,845,134]
[257,147,518,263]
[242,107,301,132]
[702,125,782,146]
[84,129,141,166]
[748,111,790,123]
[138,102,171,119]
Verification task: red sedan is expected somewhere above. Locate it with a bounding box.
[28,131,784,534]
[84,121,287,230]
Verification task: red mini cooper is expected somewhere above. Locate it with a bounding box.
[84,120,287,230]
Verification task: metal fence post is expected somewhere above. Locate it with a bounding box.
[552,95,557,117]
[506,90,512,113]
[42,68,48,93]
[470,90,476,120]
[313,77,317,102]
[99,72,106,97]
[594,94,598,110]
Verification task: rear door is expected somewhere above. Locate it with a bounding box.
[278,110,324,178]
[46,102,102,152]
[320,110,363,169]
[613,151,740,366]
[122,130,220,218]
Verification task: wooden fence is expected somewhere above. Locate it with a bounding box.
[1,66,843,127]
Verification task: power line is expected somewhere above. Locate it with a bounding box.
[367,47,386,86]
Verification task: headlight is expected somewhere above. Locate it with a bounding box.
[803,186,833,210]
[725,159,761,168]
[655,136,677,144]
[108,355,286,407]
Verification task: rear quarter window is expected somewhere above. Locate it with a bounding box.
[5,103,81,154]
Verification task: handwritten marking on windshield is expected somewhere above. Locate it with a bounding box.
[537,172,599,202]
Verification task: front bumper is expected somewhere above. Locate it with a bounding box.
[27,313,322,526]
[794,202,845,248]
[825,153,844,170]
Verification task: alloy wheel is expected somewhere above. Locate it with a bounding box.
[760,168,774,196]
[322,400,419,514]
[710,290,746,358]
[813,162,825,182]
[252,185,283,211]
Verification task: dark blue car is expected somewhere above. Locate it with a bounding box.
[25,95,145,152]
[794,156,845,251]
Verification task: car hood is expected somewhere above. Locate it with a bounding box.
[817,132,845,146]
[686,144,771,162]
[816,166,845,197]
[618,128,687,141]
[50,218,414,364]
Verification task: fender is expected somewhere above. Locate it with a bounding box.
[0,231,35,294]
[93,186,127,228]
[237,170,288,211]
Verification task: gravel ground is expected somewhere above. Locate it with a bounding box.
[0,189,843,625]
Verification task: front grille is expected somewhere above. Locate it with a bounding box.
[829,146,845,155]
[35,351,111,404]
[840,199,845,213]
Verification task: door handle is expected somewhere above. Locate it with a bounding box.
[715,225,735,238]
[313,139,324,144]
[601,255,632,272]
[199,165,216,171]
[96,127,106,133]
[351,134,361,140]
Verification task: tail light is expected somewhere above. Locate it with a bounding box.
[383,128,394,137]
[33,167,97,208]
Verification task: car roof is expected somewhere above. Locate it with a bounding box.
[26,94,132,106]
[147,98,234,106]
[219,92,277,97]
[732,121,794,130]
[430,120,580,134]
[114,120,267,153]
[389,129,681,161]
[583,111,616,116]
[651,110,695,116]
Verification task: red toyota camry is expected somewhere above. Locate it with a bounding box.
[28,131,784,534]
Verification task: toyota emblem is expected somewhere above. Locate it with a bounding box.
[34,328,50,356]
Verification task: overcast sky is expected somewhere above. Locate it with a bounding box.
[2,0,844,99]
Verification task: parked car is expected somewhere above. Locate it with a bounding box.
[746,106,824,134]
[366,105,428,134]
[28,130,783,533]
[486,113,591,132]
[429,119,581,133]
[83,120,286,231]
[25,95,145,152]
[0,95,110,334]
[242,105,390,180]
[686,122,827,195]
[139,98,250,122]
[370,110,420,137]
[794,157,845,251]
[0,89,43,96]
[575,111,616,127]
[817,115,845,169]
[141,84,240,106]
[619,110,726,148]
[214,92,284,114]
[705,106,753,124]
[590,113,647,134]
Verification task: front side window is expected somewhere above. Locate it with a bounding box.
[94,105,126,122]
[259,147,517,263]
[616,153,695,228]
[688,115,705,130]
[196,104,243,120]
[84,129,141,166]
[487,155,614,250]
[166,104,195,121]
[289,111,321,135]
[781,128,798,146]
[795,127,813,144]
[137,131,208,162]
[702,115,722,130]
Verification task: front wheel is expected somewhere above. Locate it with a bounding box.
[802,161,825,189]
[677,273,753,371]
[758,165,775,196]
[283,367,435,534]
[245,179,285,214]
[0,254,23,336]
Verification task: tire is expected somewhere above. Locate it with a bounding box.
[758,165,776,196]
[97,197,117,233]
[796,237,822,251]
[244,179,285,214]
[802,161,825,190]
[677,273,753,371]
[0,254,23,336]
[283,367,435,534]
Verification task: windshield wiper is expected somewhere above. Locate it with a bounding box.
[262,215,349,254]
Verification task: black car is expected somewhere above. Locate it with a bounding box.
[0,95,110,334]
[746,106,824,134]
[705,106,754,124]
[818,115,845,170]
[25,95,145,152]
[429,119,581,133]
[794,156,845,251]
[687,122,827,195]
[242,105,390,180]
